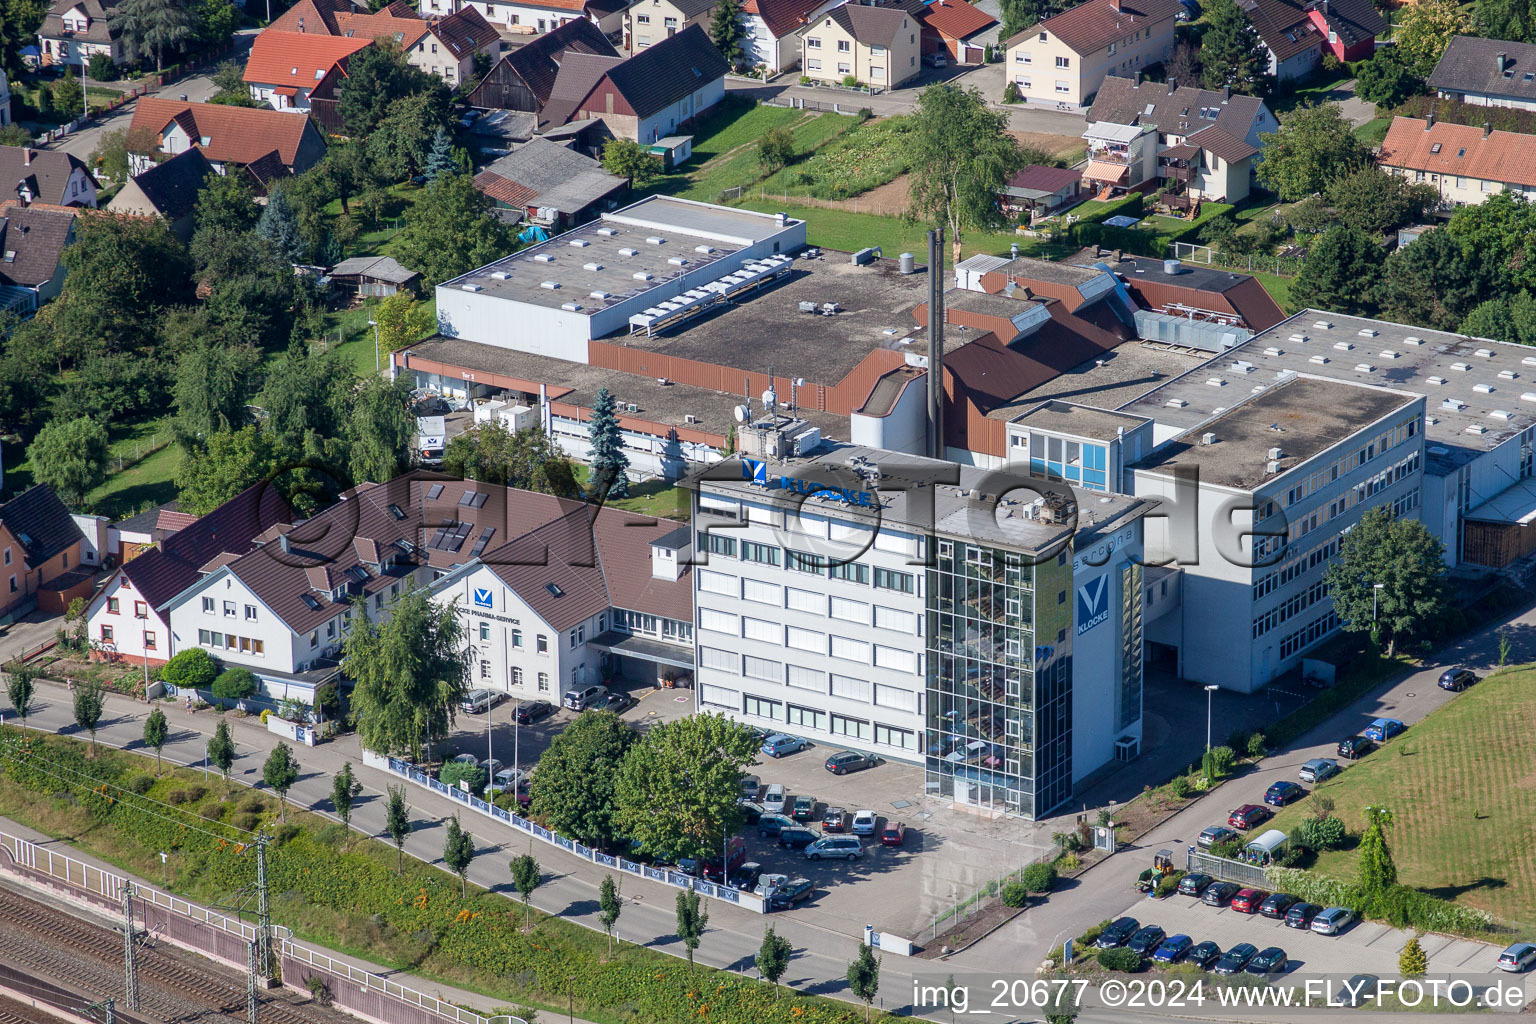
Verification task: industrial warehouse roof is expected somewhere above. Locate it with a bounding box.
[1120,310,1536,475]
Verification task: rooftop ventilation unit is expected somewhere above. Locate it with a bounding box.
[460,283,482,292]
[619,247,639,256]
[1442,397,1467,411]
[1200,431,1216,445]
[1165,398,1188,408]
[1491,409,1513,420]
[685,414,698,423]
[596,227,618,236]
[646,236,665,245]
[1264,346,1283,356]
[1333,341,1353,351]
[583,262,603,271]
[668,257,689,266]
[540,280,560,290]
[1266,460,1280,475]
[1230,361,1255,374]
[590,290,610,299]
[1268,446,1284,460]
[533,253,555,263]
[560,302,582,311]
[1288,333,1308,343]
[1357,328,1378,338]
[1428,375,1447,385]
[1525,356,1536,367]
[569,239,590,247]
[1426,416,1439,426]
[634,272,653,281]
[1403,336,1424,346]
[1312,320,1333,330]
[1475,382,1495,393]
[1524,392,1536,403]
[491,270,511,280]
[1451,362,1470,372]
[695,245,715,254]
[1355,363,1375,373]
[1380,350,1399,359]
[1309,355,1329,365]
[1205,377,1226,387]
[1466,424,1487,435]
[1500,370,1518,380]
[1476,348,1494,358]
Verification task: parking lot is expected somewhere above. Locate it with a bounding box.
[1102,887,1503,981]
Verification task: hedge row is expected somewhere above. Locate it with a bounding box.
[1263,867,1497,938]
[0,733,899,1024]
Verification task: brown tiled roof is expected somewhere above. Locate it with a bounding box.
[121,147,214,222]
[822,3,914,47]
[745,0,825,39]
[1186,124,1258,163]
[916,0,996,40]
[1087,75,1270,140]
[541,53,625,128]
[0,147,97,207]
[592,511,691,622]
[39,0,119,45]
[483,507,612,631]
[333,9,430,47]
[470,18,618,111]
[1378,116,1536,189]
[430,6,500,59]
[474,170,540,207]
[269,0,365,34]
[1005,0,1182,55]
[1308,0,1383,48]
[0,201,75,290]
[243,31,372,88]
[1006,164,1082,192]
[1239,0,1320,61]
[129,99,322,169]
[598,25,728,120]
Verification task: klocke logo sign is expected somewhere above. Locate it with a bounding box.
[473,587,494,609]
[1076,575,1110,635]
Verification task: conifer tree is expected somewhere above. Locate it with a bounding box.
[257,187,307,264]
[424,127,456,184]
[587,387,630,499]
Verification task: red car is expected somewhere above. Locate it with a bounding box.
[880,821,906,846]
[1230,888,1268,913]
[1228,804,1272,830]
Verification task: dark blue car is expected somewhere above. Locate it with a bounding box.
[1265,781,1305,807]
[1364,718,1406,742]
[1152,935,1193,964]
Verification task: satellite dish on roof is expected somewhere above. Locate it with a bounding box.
[733,404,749,423]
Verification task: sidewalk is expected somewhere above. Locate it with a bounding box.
[0,814,603,1024]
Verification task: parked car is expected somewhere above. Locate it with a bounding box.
[1337,735,1376,760]
[562,685,606,711]
[778,828,819,850]
[1202,882,1240,907]
[1177,873,1213,896]
[762,784,788,814]
[600,691,637,714]
[757,814,795,838]
[1439,667,1478,692]
[851,809,878,836]
[1126,925,1166,956]
[1187,940,1222,969]
[1259,893,1299,918]
[1197,825,1237,849]
[737,799,765,824]
[1212,943,1259,976]
[1264,781,1305,807]
[1332,974,1380,1008]
[1298,758,1339,784]
[806,836,862,861]
[1152,934,1192,964]
[1094,917,1140,949]
[1227,804,1272,830]
[881,821,907,846]
[487,768,526,795]
[478,757,504,779]
[768,877,816,909]
[825,751,877,775]
[459,689,505,713]
[1245,946,1288,976]
[514,700,554,724]
[1363,717,1406,742]
[822,807,848,832]
[1311,907,1356,935]
[701,837,747,881]
[741,775,761,800]
[1230,888,1268,914]
[449,753,479,768]
[762,734,808,758]
[1285,902,1323,929]
[728,861,763,890]
[791,795,817,821]
[1497,942,1536,972]
[752,872,789,898]
[923,52,947,67]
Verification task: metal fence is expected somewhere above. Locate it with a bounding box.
[1185,848,1269,888]
[1170,241,1304,278]
[283,943,527,1024]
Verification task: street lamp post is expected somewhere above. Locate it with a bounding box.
[1372,582,1385,621]
[1204,684,1219,751]
[368,319,381,375]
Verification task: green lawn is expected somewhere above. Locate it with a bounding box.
[315,297,438,377]
[1271,68,1356,115]
[1266,664,1536,933]
[1354,116,1392,148]
[667,110,856,202]
[1252,271,1296,312]
[573,464,688,520]
[4,416,180,520]
[322,182,423,259]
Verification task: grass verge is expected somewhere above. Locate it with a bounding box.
[573,464,689,520]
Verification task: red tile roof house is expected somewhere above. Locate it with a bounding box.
[125,99,328,194]
[273,3,501,88]
[86,483,293,672]
[242,31,374,116]
[743,0,850,72]
[0,484,93,624]
[416,0,629,39]
[916,0,996,65]
[161,473,692,707]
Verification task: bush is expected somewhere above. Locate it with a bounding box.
[240,794,266,813]
[212,667,257,707]
[1097,947,1143,972]
[166,788,190,805]
[799,75,813,86]
[440,761,486,793]
[1210,839,1243,860]
[200,802,228,821]
[1076,919,1111,948]
[1155,870,1183,897]
[1292,815,1347,851]
[1003,81,1021,104]
[1209,745,1237,776]
[126,775,154,795]
[1020,861,1058,894]
[842,74,860,88]
[305,974,333,1007]
[1170,776,1192,799]
[87,52,117,81]
[233,811,261,832]
[161,649,217,690]
[1001,881,1030,908]
[260,709,272,725]
[1246,732,1267,758]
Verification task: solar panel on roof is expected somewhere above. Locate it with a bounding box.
[426,483,444,499]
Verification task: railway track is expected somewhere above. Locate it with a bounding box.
[0,993,53,1024]
[0,887,339,1024]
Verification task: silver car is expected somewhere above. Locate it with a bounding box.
[1299,758,1339,784]
[753,872,789,898]
[1310,907,1355,935]
[1498,943,1536,972]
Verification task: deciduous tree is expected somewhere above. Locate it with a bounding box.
[1477,0,1536,42]
[598,874,622,954]
[1323,507,1447,655]
[1353,46,1423,109]
[346,375,416,485]
[1257,103,1368,201]
[1379,226,1497,330]
[207,718,236,788]
[332,761,356,830]
[529,709,636,847]
[173,338,262,446]
[52,212,192,360]
[389,172,516,287]
[846,942,880,1019]
[143,706,168,773]
[443,812,475,897]
[368,89,452,181]
[756,925,792,996]
[907,83,1024,261]
[1325,167,1438,237]
[600,138,659,186]
[1460,291,1536,344]
[511,852,541,931]
[5,660,38,730]
[344,586,470,760]
[262,742,300,820]
[337,42,445,136]
[758,125,794,173]
[385,784,411,872]
[176,426,284,516]
[1395,0,1472,76]
[27,416,109,506]
[211,667,257,709]
[675,888,709,972]
[72,681,106,756]
[370,292,434,369]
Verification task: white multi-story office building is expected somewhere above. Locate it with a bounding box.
[688,444,1157,819]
